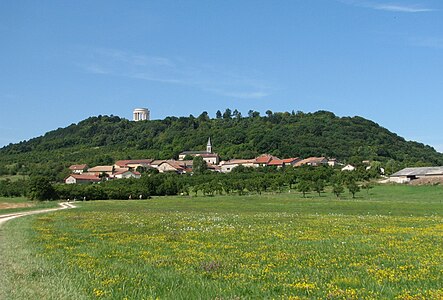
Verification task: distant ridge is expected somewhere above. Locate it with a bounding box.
[1,110,442,179]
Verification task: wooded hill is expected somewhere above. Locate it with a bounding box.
[1,110,442,180]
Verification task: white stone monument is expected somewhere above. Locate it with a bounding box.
[133,108,150,121]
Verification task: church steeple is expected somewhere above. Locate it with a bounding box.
[206,137,212,153]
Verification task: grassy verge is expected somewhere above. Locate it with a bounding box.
[1,184,443,299]
[0,214,88,299]
[0,197,59,214]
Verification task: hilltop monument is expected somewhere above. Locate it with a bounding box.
[133,108,150,121]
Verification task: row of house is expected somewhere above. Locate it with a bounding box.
[66,163,143,184]
[65,155,337,184]
[65,138,343,184]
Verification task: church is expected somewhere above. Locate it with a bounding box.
[178,138,220,165]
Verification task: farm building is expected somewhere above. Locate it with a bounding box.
[389,167,443,184]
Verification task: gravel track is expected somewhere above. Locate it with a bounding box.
[0,202,76,226]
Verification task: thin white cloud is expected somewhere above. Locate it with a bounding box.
[340,0,434,13]
[80,48,271,99]
[372,4,433,13]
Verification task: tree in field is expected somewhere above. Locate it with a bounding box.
[313,179,325,196]
[222,180,234,195]
[215,110,222,119]
[201,182,215,196]
[347,181,360,198]
[29,176,57,200]
[297,180,311,198]
[361,182,374,195]
[266,110,273,118]
[214,181,224,195]
[332,183,344,198]
[193,156,208,175]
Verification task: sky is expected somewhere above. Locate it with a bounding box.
[1,0,442,152]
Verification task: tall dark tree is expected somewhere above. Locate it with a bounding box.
[198,111,210,122]
[313,179,325,196]
[232,109,241,119]
[193,156,208,175]
[297,180,311,198]
[347,181,360,198]
[332,183,344,198]
[215,110,222,119]
[223,108,232,119]
[28,176,57,200]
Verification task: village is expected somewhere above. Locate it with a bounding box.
[65,136,443,186]
[65,137,357,184]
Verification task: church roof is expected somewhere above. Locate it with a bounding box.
[180,150,210,155]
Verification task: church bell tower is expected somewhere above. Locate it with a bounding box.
[206,137,212,153]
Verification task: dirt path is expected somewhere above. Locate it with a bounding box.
[0,202,76,226]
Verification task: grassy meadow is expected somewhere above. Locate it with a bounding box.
[2,185,443,299]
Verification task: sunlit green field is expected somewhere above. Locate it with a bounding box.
[2,185,443,299]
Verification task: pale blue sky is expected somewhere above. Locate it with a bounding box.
[1,1,442,151]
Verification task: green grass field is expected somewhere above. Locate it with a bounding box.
[1,185,443,299]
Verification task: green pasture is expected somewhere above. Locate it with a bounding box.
[1,184,443,299]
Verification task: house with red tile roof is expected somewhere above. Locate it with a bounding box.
[157,160,187,174]
[266,157,301,168]
[282,158,301,166]
[114,159,153,170]
[294,157,329,167]
[220,159,258,173]
[254,154,280,166]
[65,174,101,184]
[87,165,115,176]
[113,170,142,179]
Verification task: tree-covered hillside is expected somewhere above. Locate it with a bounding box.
[1,110,442,180]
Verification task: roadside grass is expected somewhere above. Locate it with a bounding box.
[2,184,443,299]
[0,216,88,300]
[0,197,59,214]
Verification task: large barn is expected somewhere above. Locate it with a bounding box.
[389,167,443,184]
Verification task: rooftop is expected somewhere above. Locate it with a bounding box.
[391,167,443,177]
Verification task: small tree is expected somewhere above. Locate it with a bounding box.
[361,182,374,195]
[313,179,325,196]
[297,180,311,198]
[193,156,208,175]
[332,183,344,198]
[347,181,360,198]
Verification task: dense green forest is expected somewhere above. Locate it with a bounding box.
[1,109,442,181]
